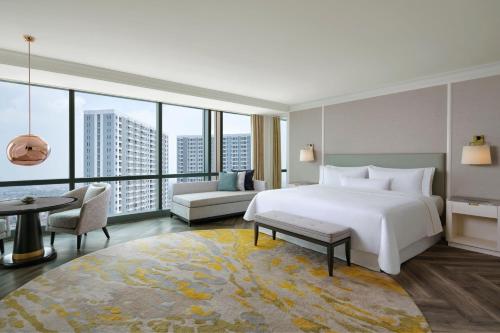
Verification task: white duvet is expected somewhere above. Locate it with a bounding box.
[244,185,443,274]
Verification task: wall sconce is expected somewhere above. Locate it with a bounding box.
[461,135,492,165]
[300,144,315,162]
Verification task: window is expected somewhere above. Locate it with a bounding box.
[75,92,157,178]
[73,93,158,214]
[0,79,256,221]
[222,113,251,171]
[162,104,205,175]
[161,105,207,208]
[280,119,287,187]
[0,82,69,181]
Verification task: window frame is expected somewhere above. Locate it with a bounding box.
[0,79,222,222]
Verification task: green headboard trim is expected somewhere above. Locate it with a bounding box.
[324,153,446,199]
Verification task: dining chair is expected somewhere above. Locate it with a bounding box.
[0,218,7,254]
[47,183,112,250]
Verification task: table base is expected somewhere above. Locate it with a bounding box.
[1,246,57,267]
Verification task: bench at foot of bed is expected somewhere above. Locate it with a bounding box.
[254,210,351,276]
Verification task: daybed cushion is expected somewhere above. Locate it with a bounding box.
[48,208,81,229]
[255,211,351,244]
[173,191,258,208]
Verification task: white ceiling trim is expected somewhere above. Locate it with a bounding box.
[290,61,500,111]
[0,48,289,113]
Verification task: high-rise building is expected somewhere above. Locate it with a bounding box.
[176,133,251,173]
[84,110,168,214]
[176,135,205,174]
[223,134,251,171]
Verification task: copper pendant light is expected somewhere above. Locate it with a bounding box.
[6,35,51,166]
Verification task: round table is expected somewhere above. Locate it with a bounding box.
[0,196,76,267]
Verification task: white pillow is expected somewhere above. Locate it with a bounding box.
[236,172,246,191]
[368,166,424,194]
[340,176,390,191]
[422,167,435,197]
[319,165,368,186]
[367,166,435,196]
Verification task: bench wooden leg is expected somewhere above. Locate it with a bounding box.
[272,230,276,240]
[327,244,334,276]
[345,238,351,266]
[254,223,259,246]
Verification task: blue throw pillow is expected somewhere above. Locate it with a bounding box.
[217,172,238,191]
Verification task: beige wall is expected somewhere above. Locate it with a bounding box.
[324,86,447,154]
[288,75,500,200]
[451,76,500,200]
[289,108,322,182]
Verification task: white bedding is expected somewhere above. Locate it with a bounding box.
[244,185,443,274]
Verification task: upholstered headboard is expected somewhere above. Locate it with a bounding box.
[323,153,446,199]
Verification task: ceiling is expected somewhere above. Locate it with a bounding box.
[1,0,500,112]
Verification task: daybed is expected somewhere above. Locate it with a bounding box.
[171,179,266,226]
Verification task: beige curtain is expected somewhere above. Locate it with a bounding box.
[251,115,264,180]
[272,117,282,189]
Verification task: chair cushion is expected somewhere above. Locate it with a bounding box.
[48,209,81,229]
[173,191,258,208]
[83,184,106,203]
[255,211,351,244]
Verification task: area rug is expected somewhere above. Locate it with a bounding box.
[0,229,429,332]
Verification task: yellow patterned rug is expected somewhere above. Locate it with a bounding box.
[0,229,429,332]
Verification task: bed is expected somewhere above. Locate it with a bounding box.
[244,153,446,275]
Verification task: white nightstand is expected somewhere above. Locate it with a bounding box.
[446,197,500,257]
[287,181,317,188]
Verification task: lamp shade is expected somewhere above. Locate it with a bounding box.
[299,148,315,162]
[7,134,51,166]
[461,145,491,165]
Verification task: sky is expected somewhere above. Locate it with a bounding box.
[0,81,257,181]
[0,81,69,181]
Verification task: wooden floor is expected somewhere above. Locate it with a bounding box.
[394,242,500,333]
[1,216,499,333]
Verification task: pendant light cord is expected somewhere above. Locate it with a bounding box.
[28,38,31,135]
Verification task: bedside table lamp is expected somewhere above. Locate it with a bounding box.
[300,144,315,162]
[461,135,492,165]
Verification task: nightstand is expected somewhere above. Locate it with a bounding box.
[446,197,500,257]
[287,181,317,188]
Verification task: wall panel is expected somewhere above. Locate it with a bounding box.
[323,86,447,154]
[289,107,322,182]
[451,76,500,200]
